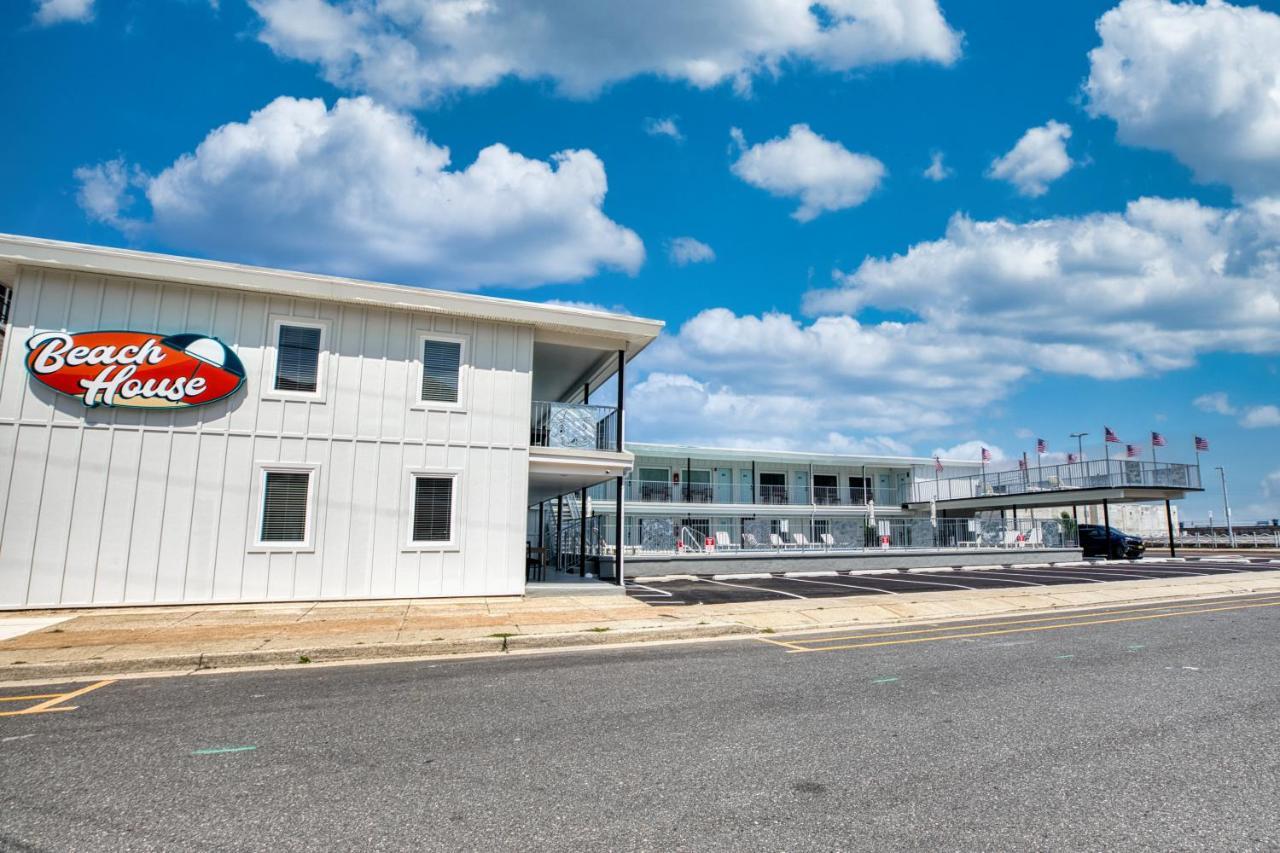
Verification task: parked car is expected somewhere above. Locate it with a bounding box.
[1078,524,1146,559]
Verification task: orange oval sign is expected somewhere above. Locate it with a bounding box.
[26,331,245,409]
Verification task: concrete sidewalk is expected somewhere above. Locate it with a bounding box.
[4,569,1280,683]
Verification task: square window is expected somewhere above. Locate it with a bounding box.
[259,470,311,543]
[412,476,454,543]
[274,324,322,393]
[420,338,462,404]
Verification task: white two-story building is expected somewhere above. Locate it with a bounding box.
[0,235,660,608]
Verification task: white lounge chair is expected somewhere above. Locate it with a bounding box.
[792,532,810,549]
[820,533,835,549]
[1002,530,1025,547]
[1024,528,1044,547]
[769,533,789,550]
[714,531,740,550]
[742,532,761,549]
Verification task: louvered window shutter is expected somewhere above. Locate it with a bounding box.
[421,339,461,403]
[412,477,453,542]
[260,471,311,542]
[275,325,321,392]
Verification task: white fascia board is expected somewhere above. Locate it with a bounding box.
[626,442,979,470]
[0,233,663,352]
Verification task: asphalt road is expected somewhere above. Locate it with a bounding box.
[3,593,1280,851]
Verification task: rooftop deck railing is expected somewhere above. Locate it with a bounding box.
[530,401,619,452]
[911,459,1201,503]
[592,479,908,508]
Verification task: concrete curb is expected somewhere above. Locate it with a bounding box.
[0,622,758,683]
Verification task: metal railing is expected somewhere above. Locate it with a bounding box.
[912,459,1202,503]
[592,479,907,508]
[596,515,1077,555]
[1166,531,1280,549]
[530,401,618,452]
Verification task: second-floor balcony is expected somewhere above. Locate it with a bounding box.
[530,401,619,452]
[595,479,908,508]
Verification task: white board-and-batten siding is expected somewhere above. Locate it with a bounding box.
[0,266,533,607]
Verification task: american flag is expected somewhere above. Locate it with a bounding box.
[1126,444,1141,459]
[934,455,943,472]
[1195,435,1210,451]
[1104,426,1120,443]
[981,447,992,462]
[1067,452,1078,464]
[1036,438,1047,454]
[1018,458,1028,470]
[1151,431,1166,447]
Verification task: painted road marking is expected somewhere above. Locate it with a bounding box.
[193,746,258,756]
[783,575,901,596]
[768,594,1280,647]
[0,679,115,717]
[870,676,900,684]
[700,577,807,599]
[775,596,1280,654]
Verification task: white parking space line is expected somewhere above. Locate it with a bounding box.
[700,578,808,599]
[783,576,902,596]
[842,572,978,591]
[914,571,1044,587]
[712,573,773,580]
[975,568,1105,584]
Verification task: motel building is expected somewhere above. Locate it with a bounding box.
[0,235,1206,609]
[0,234,660,609]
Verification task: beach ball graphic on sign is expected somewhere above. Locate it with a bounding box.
[25,330,246,409]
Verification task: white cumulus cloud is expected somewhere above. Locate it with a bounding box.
[667,237,715,266]
[923,151,952,181]
[730,124,886,221]
[33,0,93,25]
[74,96,643,289]
[249,0,961,107]
[1241,405,1280,428]
[644,116,683,142]
[1086,0,1280,198]
[805,197,1280,377]
[931,440,1004,463]
[1193,392,1236,415]
[987,120,1073,197]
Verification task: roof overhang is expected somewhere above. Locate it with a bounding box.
[907,486,1201,513]
[0,233,663,355]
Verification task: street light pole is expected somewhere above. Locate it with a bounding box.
[1070,432,1088,459]
[1216,466,1236,547]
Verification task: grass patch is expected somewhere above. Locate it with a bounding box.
[585,627,611,633]
[760,628,776,634]
[297,655,311,664]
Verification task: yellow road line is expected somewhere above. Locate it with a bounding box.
[787,599,1280,653]
[756,636,809,651]
[0,679,114,717]
[767,594,1280,648]
[0,694,63,702]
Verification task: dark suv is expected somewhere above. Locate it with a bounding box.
[1078,524,1146,559]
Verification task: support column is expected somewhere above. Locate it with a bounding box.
[1165,498,1177,558]
[537,501,545,581]
[579,487,588,577]
[555,494,564,574]
[1102,498,1112,559]
[751,460,756,504]
[614,349,625,586]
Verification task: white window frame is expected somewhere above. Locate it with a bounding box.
[403,468,462,551]
[264,315,330,403]
[412,331,468,412]
[251,461,320,552]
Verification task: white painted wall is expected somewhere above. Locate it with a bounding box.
[0,265,534,607]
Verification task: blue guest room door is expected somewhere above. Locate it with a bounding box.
[716,468,732,503]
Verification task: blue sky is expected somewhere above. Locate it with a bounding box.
[4,0,1279,522]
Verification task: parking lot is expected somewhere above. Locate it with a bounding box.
[626,557,1280,606]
